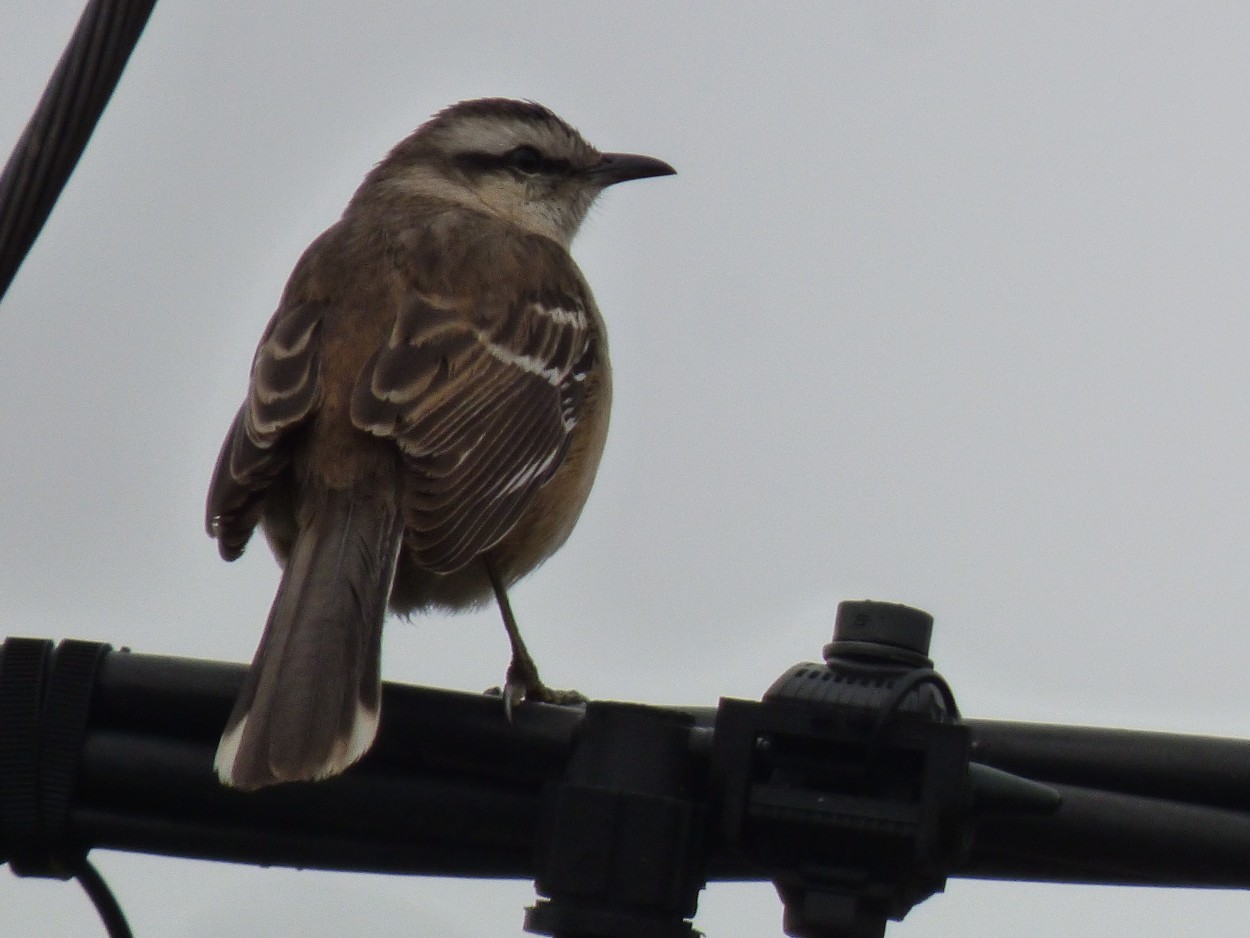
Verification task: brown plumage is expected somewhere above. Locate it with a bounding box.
[206,99,673,789]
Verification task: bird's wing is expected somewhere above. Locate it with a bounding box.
[350,258,595,575]
[206,298,325,560]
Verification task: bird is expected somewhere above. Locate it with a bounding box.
[206,98,674,790]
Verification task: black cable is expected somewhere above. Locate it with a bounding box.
[71,856,133,938]
[7,640,1250,938]
[0,0,158,305]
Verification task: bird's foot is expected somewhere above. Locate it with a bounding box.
[486,674,588,721]
[481,562,586,719]
[521,683,589,707]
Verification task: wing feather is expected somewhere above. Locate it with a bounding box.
[206,300,326,559]
[351,258,594,574]
[208,212,597,577]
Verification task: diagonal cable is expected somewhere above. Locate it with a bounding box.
[0,0,157,305]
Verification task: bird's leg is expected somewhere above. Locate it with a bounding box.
[485,560,586,719]
[487,560,541,717]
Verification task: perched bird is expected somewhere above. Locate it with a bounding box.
[207,98,674,790]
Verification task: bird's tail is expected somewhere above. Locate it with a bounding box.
[215,487,404,790]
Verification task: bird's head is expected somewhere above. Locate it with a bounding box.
[362,98,675,246]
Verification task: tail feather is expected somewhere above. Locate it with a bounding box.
[216,487,403,790]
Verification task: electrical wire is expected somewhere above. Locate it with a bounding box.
[0,0,157,305]
[71,857,133,938]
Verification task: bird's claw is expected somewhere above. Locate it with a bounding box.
[484,681,588,721]
[503,676,526,722]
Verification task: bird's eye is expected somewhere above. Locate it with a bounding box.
[507,145,543,174]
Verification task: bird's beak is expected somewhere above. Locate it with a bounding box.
[586,152,676,186]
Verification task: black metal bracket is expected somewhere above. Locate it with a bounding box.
[0,637,111,878]
[526,703,705,938]
[707,602,975,938]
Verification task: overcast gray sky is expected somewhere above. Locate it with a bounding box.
[3,2,1250,935]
